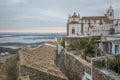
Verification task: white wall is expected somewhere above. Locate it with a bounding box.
[83,23,88,35]
[68,17,79,23]
[69,24,81,37]
[115,20,120,33]
[91,24,111,36]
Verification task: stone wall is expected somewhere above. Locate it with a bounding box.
[19,65,67,80]
[69,50,84,55]
[63,52,91,80]
[56,51,117,80]
[93,69,114,80]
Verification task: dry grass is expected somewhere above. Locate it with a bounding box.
[0,54,19,80]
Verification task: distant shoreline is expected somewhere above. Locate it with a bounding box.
[0,32,64,53]
[0,47,19,54]
[0,42,45,53]
[0,42,45,46]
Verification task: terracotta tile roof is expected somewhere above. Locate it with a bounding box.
[82,16,113,24]
[82,16,105,20]
[19,43,67,79]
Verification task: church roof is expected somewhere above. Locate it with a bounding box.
[82,16,105,20]
[69,21,80,24]
[82,16,113,24]
[71,15,79,18]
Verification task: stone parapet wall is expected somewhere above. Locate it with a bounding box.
[63,52,91,80]
[93,69,114,80]
[62,52,116,80]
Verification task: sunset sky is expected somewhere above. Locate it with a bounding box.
[0,0,120,33]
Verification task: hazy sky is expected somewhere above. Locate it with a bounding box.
[0,0,120,32]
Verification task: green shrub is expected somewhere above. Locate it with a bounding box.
[107,59,120,74]
[79,38,88,49]
[67,37,97,57]
[60,39,65,47]
[68,43,76,50]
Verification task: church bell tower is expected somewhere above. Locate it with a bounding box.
[106,5,114,20]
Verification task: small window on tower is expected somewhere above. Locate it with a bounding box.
[72,28,75,34]
[110,12,112,16]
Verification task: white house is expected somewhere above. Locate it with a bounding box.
[96,39,120,56]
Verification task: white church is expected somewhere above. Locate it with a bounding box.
[67,5,120,37]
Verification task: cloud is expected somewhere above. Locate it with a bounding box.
[0,0,120,32]
[0,0,27,6]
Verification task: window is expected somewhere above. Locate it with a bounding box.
[115,44,119,54]
[72,28,75,34]
[110,12,112,16]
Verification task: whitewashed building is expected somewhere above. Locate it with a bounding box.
[67,5,120,37]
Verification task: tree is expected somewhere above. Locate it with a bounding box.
[79,38,88,49]
[68,38,88,50]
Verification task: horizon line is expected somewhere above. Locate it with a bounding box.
[0,29,66,33]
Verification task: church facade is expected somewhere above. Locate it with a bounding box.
[67,5,120,37]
